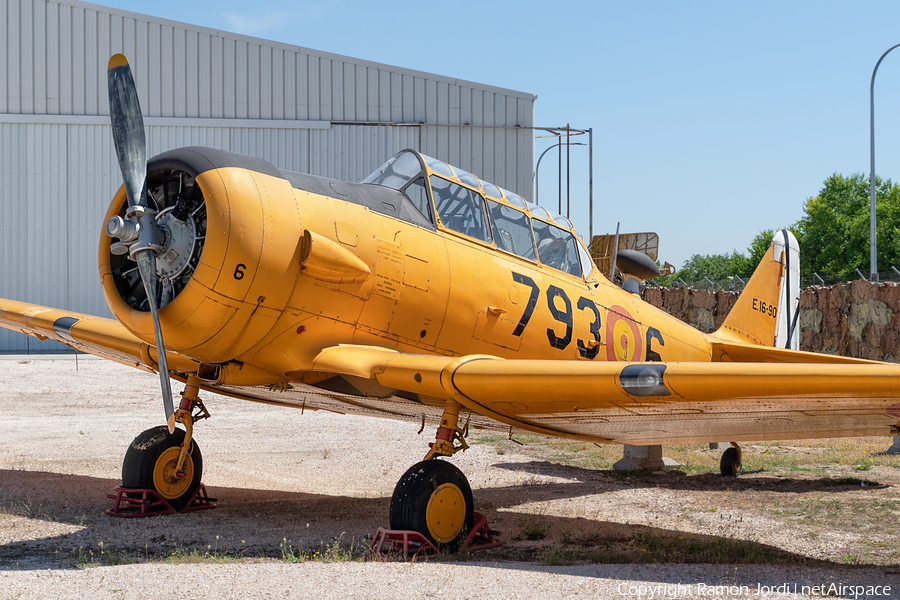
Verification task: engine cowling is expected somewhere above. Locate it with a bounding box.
[99,147,304,364]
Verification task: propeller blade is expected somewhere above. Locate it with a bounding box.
[136,251,176,433]
[108,54,175,433]
[107,54,147,210]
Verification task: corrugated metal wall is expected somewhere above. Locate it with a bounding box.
[0,0,535,351]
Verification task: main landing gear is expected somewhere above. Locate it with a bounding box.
[121,374,210,511]
[720,442,742,477]
[389,400,475,552]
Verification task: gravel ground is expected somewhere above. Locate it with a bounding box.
[1,357,898,599]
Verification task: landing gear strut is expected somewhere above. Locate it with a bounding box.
[720,442,742,477]
[121,374,210,511]
[389,401,475,552]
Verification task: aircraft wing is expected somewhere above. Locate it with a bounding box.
[306,345,900,445]
[0,298,197,372]
[4,297,899,445]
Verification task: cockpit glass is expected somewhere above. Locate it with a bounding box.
[423,155,454,179]
[553,214,575,230]
[528,204,551,220]
[361,151,422,190]
[431,175,491,242]
[532,219,582,278]
[482,181,502,199]
[453,167,482,189]
[501,188,527,209]
[576,239,595,279]
[403,177,432,221]
[487,200,536,261]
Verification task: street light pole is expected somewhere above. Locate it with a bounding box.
[870,43,900,281]
[533,141,584,206]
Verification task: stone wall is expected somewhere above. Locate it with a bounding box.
[641,280,900,361]
[641,287,740,333]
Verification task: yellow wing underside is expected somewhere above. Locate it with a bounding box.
[2,297,899,446]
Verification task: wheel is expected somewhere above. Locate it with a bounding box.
[389,459,474,553]
[122,426,203,511]
[720,446,740,477]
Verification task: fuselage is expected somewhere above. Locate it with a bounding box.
[100,147,714,388]
[267,176,712,374]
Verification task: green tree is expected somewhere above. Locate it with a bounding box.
[795,173,900,277]
[676,251,747,283]
[663,228,794,287]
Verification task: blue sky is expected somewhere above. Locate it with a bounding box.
[95,0,900,269]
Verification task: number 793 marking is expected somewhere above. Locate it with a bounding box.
[511,272,601,359]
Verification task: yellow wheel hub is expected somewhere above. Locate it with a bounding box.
[425,483,465,543]
[152,446,193,500]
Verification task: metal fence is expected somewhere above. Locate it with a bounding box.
[647,269,900,292]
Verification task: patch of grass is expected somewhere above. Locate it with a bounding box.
[768,495,899,537]
[541,546,576,566]
[163,535,249,564]
[72,542,135,568]
[0,498,56,521]
[73,546,99,568]
[67,532,369,568]
[163,547,244,564]
[279,534,362,563]
[521,520,550,541]
[72,538,251,567]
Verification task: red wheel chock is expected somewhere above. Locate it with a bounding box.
[105,483,216,518]
[460,511,503,553]
[369,511,501,556]
[368,529,438,557]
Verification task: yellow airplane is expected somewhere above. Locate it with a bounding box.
[2,55,900,551]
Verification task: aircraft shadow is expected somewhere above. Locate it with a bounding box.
[490,460,889,493]
[0,467,859,573]
[0,468,389,571]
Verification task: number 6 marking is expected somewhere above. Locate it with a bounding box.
[233,263,246,280]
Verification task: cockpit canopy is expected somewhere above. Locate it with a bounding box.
[362,150,595,280]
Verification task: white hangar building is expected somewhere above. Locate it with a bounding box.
[0,0,536,352]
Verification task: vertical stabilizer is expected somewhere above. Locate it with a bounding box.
[716,230,800,348]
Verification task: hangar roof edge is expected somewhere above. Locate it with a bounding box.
[68,0,537,102]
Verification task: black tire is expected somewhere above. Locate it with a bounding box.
[389,460,474,553]
[122,426,203,511]
[720,447,740,477]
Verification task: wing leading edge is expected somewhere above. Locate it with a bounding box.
[0,297,197,372]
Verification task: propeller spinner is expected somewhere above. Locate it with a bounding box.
[107,54,176,433]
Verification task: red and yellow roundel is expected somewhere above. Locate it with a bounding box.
[606,306,643,361]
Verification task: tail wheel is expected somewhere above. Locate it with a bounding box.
[720,446,741,477]
[390,460,474,553]
[122,426,203,511]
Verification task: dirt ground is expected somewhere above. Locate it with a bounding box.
[1,357,899,599]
